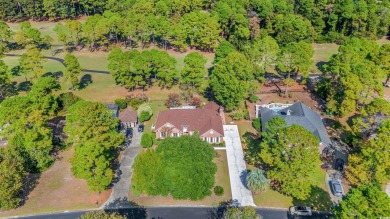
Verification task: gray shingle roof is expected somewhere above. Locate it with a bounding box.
[260,102,331,145]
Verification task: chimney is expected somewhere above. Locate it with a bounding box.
[287,109,292,115]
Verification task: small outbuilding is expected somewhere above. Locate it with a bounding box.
[118,109,138,128]
[107,104,119,118]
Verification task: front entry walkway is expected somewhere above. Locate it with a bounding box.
[102,126,142,209]
[223,125,255,206]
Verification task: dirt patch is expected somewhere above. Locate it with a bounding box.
[0,148,111,217]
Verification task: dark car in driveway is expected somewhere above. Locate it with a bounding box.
[138,124,144,132]
[335,159,345,171]
[125,128,133,139]
[330,180,343,197]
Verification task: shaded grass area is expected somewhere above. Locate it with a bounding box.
[128,150,232,206]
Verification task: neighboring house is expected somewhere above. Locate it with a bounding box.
[257,102,331,146]
[154,102,224,144]
[107,104,119,118]
[118,109,138,128]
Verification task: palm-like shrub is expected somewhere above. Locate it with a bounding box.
[246,168,270,193]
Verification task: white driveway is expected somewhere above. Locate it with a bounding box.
[223,125,255,206]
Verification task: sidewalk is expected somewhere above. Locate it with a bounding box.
[223,125,255,206]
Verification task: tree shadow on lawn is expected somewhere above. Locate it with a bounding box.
[316,61,328,73]
[18,80,32,92]
[242,131,262,167]
[78,74,93,90]
[104,198,147,219]
[18,173,41,207]
[292,186,333,211]
[42,71,64,80]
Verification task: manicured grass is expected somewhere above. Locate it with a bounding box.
[143,100,167,133]
[310,43,339,73]
[8,21,60,44]
[128,150,232,206]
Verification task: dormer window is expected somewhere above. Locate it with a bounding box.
[183,125,188,132]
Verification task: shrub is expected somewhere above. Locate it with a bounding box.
[189,97,201,108]
[80,211,126,219]
[246,168,270,193]
[114,98,127,109]
[141,133,153,148]
[137,103,153,117]
[214,186,224,196]
[165,93,181,108]
[231,111,244,121]
[252,118,261,131]
[288,93,293,98]
[127,93,148,110]
[249,94,259,103]
[139,111,151,123]
[128,98,143,110]
[243,109,250,120]
[58,92,82,110]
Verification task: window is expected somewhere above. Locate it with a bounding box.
[216,137,219,143]
[210,137,213,143]
[203,137,207,142]
[173,133,178,137]
[161,132,166,138]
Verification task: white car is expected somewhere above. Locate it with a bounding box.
[330,180,344,197]
[289,206,312,216]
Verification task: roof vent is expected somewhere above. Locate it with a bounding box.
[287,109,292,116]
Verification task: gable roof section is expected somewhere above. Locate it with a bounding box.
[260,102,331,145]
[155,104,224,136]
[204,101,220,112]
[118,109,138,123]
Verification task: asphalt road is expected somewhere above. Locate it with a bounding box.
[7,207,334,219]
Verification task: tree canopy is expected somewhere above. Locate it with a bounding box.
[132,135,216,200]
[211,51,255,111]
[0,77,59,172]
[259,119,321,200]
[333,183,390,219]
[64,101,123,192]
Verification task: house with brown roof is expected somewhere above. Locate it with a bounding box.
[118,109,138,128]
[154,102,225,144]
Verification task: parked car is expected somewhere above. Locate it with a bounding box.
[330,180,343,197]
[138,124,144,132]
[126,128,133,139]
[335,159,345,171]
[289,206,312,216]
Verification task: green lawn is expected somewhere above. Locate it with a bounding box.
[310,43,339,73]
